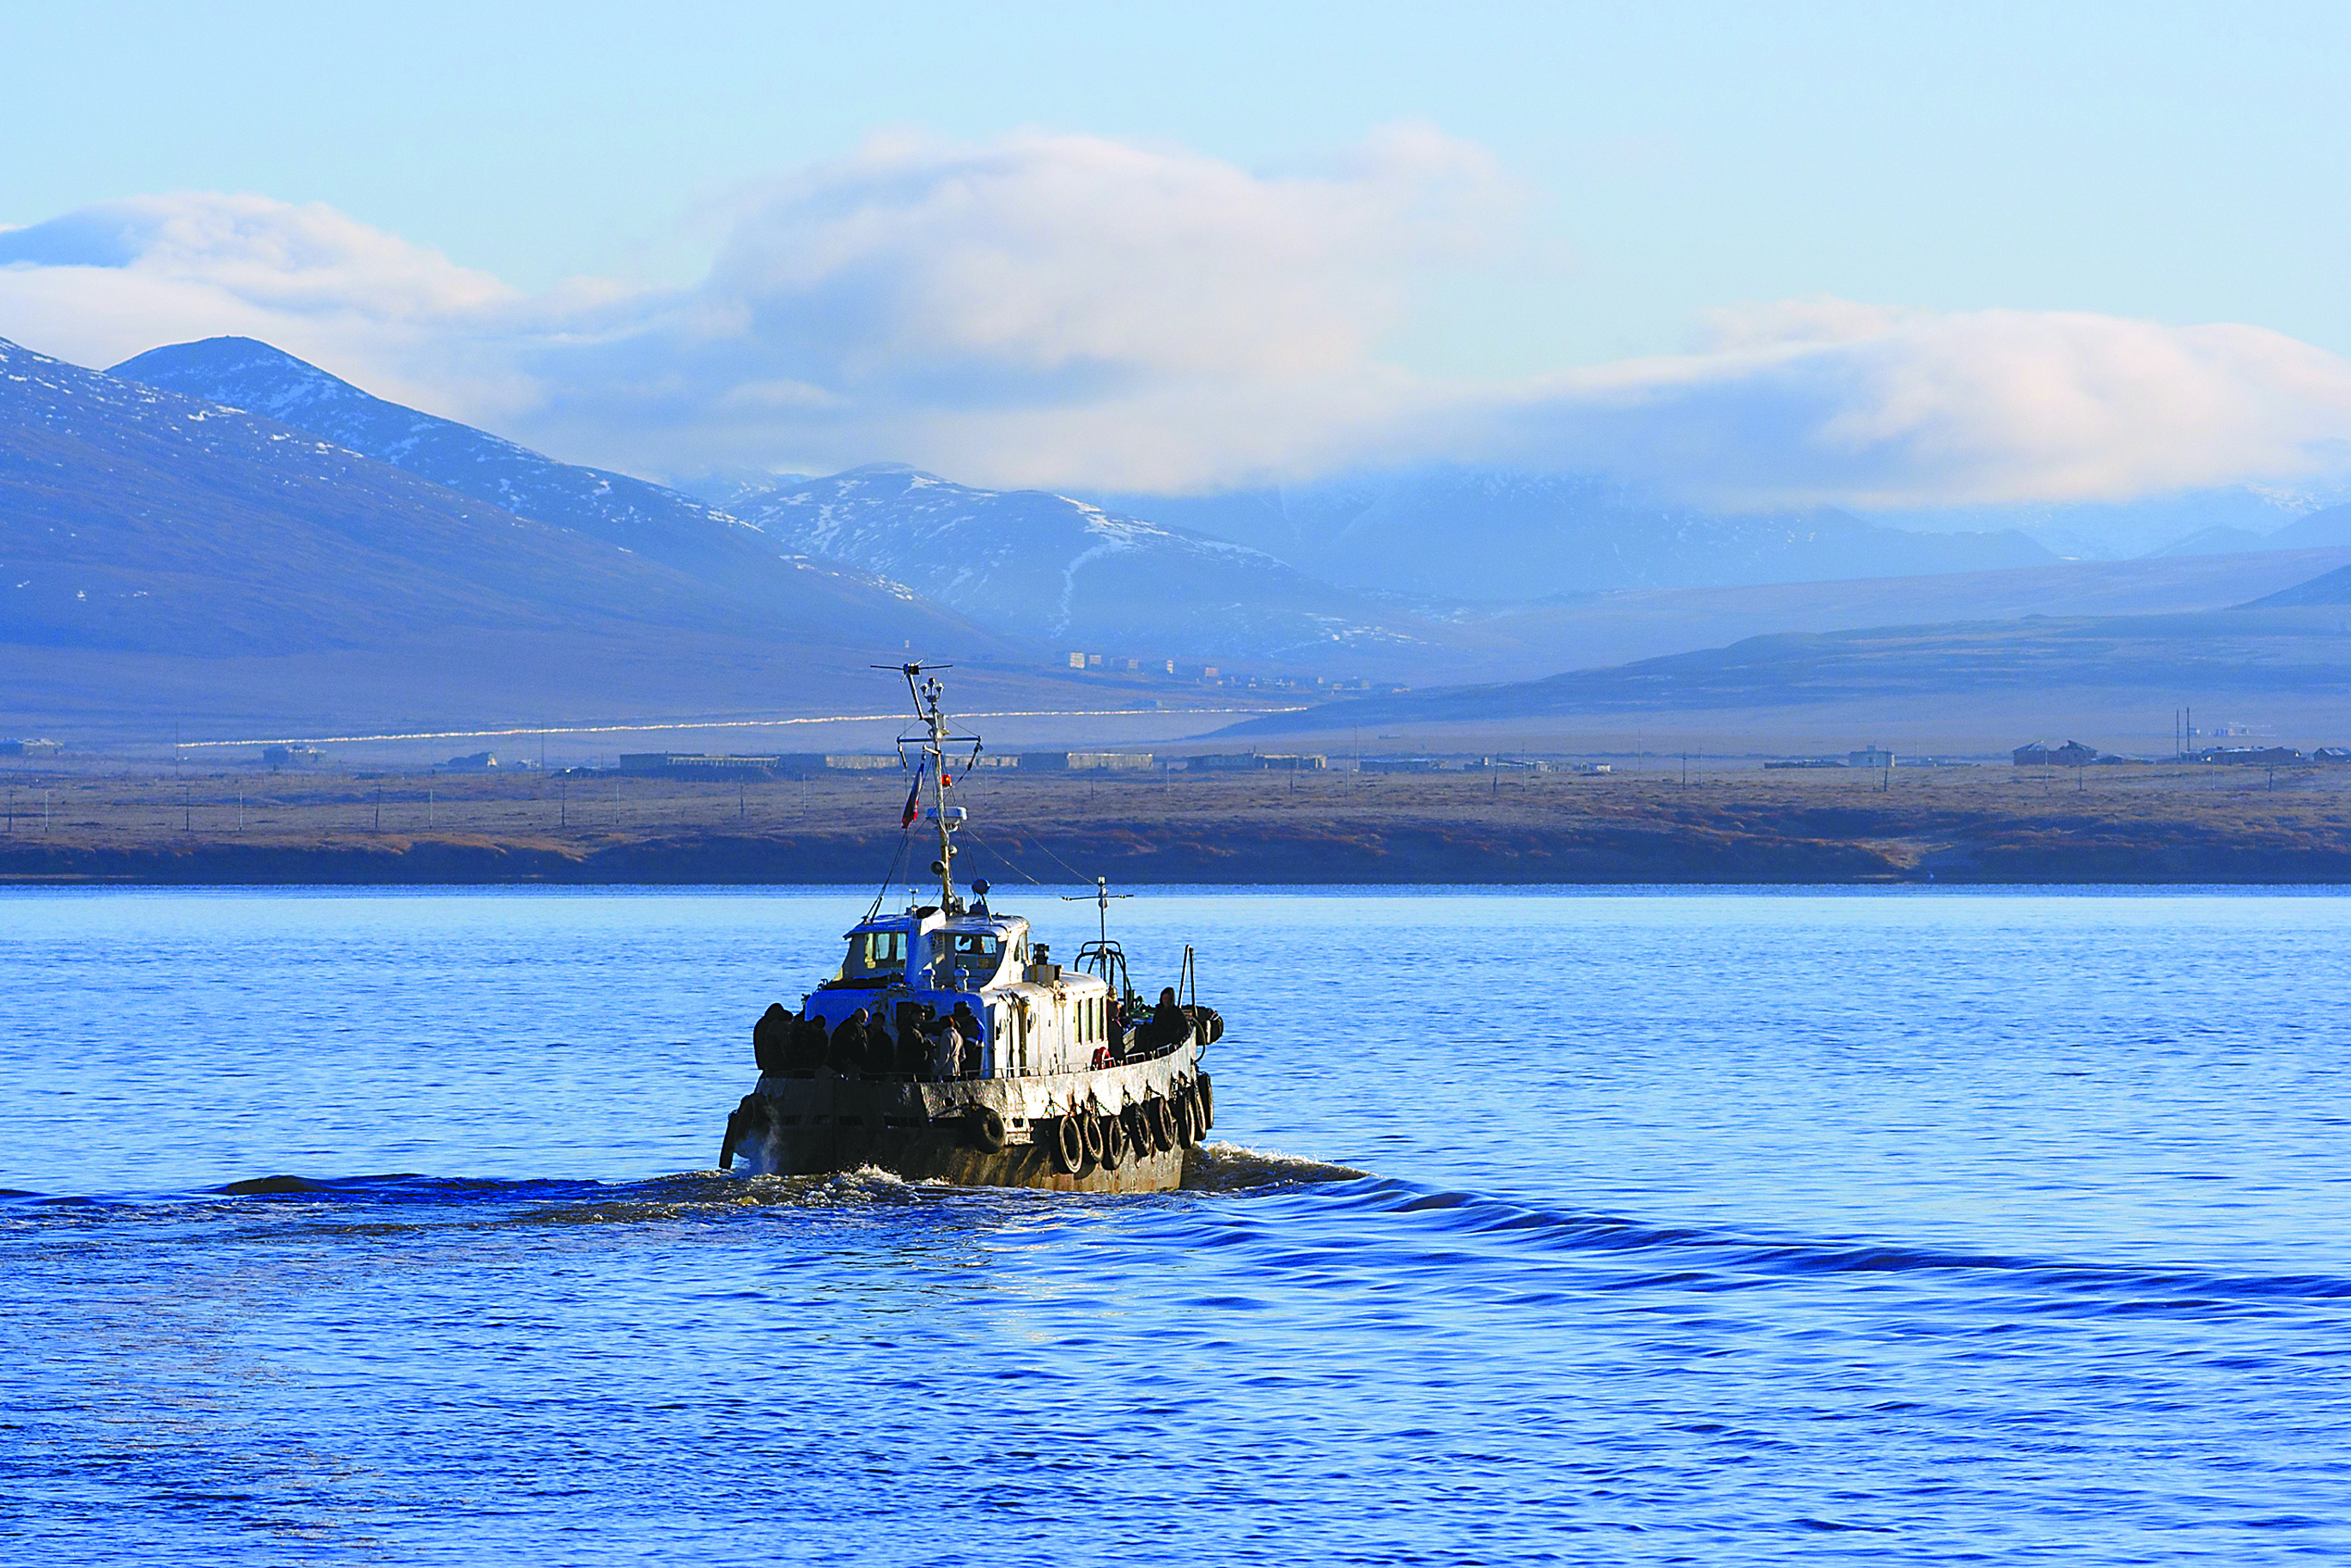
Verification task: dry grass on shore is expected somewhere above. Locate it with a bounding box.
[3,758,2350,884]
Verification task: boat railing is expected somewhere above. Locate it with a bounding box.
[1075,939,1132,1002]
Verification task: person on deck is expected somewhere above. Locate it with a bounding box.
[951,1001,984,1077]
[829,1009,868,1074]
[865,1010,895,1076]
[790,1012,826,1071]
[929,1014,965,1082]
[752,1002,789,1073]
[897,1003,934,1078]
[1151,987,1189,1049]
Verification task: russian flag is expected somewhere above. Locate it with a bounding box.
[901,763,924,829]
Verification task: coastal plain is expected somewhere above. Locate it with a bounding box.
[5,761,2348,884]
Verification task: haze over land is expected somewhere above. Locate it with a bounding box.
[8,8,2351,763]
[3,325,2350,757]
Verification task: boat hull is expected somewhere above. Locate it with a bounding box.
[718,1044,1209,1194]
[736,1121,1190,1193]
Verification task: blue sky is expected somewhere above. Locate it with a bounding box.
[3,2,2348,501]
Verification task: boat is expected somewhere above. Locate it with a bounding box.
[717,663,1222,1192]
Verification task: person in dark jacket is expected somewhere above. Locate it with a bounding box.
[753,1002,789,1073]
[829,1009,868,1074]
[1151,987,1189,1049]
[898,1003,935,1078]
[789,1012,826,1070]
[865,1010,895,1076]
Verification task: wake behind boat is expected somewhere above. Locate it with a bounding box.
[717,664,1222,1192]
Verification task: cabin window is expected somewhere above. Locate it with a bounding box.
[838,930,905,982]
[933,932,1004,987]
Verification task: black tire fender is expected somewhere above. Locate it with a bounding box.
[1052,1115,1086,1174]
[1197,1073,1214,1131]
[1099,1111,1127,1170]
[1080,1112,1105,1169]
[967,1106,1007,1153]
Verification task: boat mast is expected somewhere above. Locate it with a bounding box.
[888,663,961,914]
[923,672,954,912]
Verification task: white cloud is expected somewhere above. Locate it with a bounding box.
[1463,303,2351,507]
[4,142,2350,506]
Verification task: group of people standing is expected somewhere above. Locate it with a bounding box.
[752,1000,983,1080]
[754,985,1197,1081]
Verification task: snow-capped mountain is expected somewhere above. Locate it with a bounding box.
[1080,467,2057,599]
[0,334,1004,735]
[710,465,1438,661]
[107,337,1445,663]
[108,337,877,617]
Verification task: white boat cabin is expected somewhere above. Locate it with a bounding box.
[800,907,1116,1078]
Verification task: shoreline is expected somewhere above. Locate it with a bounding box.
[8,763,2349,887]
[5,827,2347,886]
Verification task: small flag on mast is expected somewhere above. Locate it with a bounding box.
[901,763,924,829]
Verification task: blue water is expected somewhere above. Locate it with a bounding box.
[3,888,2348,1565]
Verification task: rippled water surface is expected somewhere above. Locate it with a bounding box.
[4,887,2349,1565]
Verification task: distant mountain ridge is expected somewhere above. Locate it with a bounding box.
[113,339,1459,666]
[1864,484,2351,562]
[109,336,912,618]
[0,334,1012,738]
[1079,468,2058,599]
[703,465,1447,663]
[1220,598,2351,738]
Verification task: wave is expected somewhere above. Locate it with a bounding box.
[10,1161,2348,1310]
[1180,1140,1372,1192]
[1294,1178,2351,1309]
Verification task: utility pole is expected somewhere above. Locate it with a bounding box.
[183,785,191,832]
[374,786,381,832]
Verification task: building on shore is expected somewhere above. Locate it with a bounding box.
[618,752,831,779]
[2013,741,2099,767]
[2193,745,2306,766]
[1185,752,1327,772]
[1017,751,1155,772]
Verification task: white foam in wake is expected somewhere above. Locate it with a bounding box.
[1183,1141,1370,1192]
